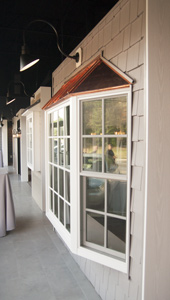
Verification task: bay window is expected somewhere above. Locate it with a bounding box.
[46,88,131,272]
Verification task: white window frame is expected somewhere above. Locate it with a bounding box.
[26,111,41,171]
[45,87,132,273]
[45,99,72,248]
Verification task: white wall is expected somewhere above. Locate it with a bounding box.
[143,1,170,300]
[51,0,146,299]
[31,86,51,211]
[20,116,28,181]
[2,120,8,166]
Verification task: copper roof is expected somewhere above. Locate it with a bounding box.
[42,56,133,110]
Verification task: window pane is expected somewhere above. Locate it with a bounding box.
[107,217,126,253]
[54,193,58,217]
[104,138,127,175]
[53,111,58,136]
[49,165,53,188]
[65,138,70,169]
[83,138,102,172]
[59,138,64,166]
[49,114,52,136]
[59,109,64,136]
[59,169,64,197]
[107,180,126,216]
[86,212,104,246]
[66,204,70,232]
[86,177,105,211]
[65,106,70,136]
[54,166,58,193]
[49,138,52,162]
[50,189,53,211]
[83,100,102,135]
[59,198,64,225]
[54,138,58,164]
[65,171,70,202]
[104,96,127,135]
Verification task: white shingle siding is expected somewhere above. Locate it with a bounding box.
[131,166,143,190]
[51,0,145,299]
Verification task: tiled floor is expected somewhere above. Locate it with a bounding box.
[0,169,101,300]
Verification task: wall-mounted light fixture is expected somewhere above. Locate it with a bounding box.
[0,116,4,128]
[20,19,80,72]
[12,128,21,138]
[6,80,34,105]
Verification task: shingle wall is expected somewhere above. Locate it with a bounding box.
[52,0,145,299]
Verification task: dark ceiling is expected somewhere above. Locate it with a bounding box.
[0,0,118,120]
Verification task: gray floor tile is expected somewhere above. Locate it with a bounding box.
[0,168,101,300]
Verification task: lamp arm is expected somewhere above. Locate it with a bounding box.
[24,19,79,62]
[7,80,34,98]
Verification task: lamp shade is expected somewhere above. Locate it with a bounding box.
[20,44,39,72]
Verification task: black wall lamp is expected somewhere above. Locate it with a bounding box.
[20,19,80,72]
[6,80,34,105]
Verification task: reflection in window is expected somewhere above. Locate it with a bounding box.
[66,204,70,232]
[81,94,128,259]
[83,100,102,135]
[54,194,58,217]
[104,97,127,135]
[54,167,58,192]
[54,138,58,164]
[65,171,70,202]
[59,169,64,197]
[59,109,64,136]
[86,212,104,246]
[83,138,102,172]
[107,180,126,216]
[105,138,127,175]
[65,138,70,169]
[107,217,126,253]
[86,177,104,211]
[53,111,58,136]
[60,198,64,225]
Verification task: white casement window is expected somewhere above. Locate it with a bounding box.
[46,101,71,245]
[46,87,131,272]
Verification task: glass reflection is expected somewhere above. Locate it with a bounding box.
[86,212,104,246]
[65,106,70,136]
[86,177,104,211]
[83,100,102,135]
[59,138,64,166]
[49,165,53,188]
[107,217,126,253]
[59,109,64,136]
[107,180,126,216]
[54,138,58,164]
[65,138,70,169]
[60,198,64,225]
[104,96,127,135]
[54,167,58,193]
[59,168,64,197]
[83,138,102,172]
[66,204,70,232]
[49,114,52,136]
[53,111,58,136]
[49,138,52,162]
[65,171,70,202]
[50,189,53,211]
[104,138,127,175]
[54,193,58,217]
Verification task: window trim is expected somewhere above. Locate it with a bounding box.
[76,87,132,273]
